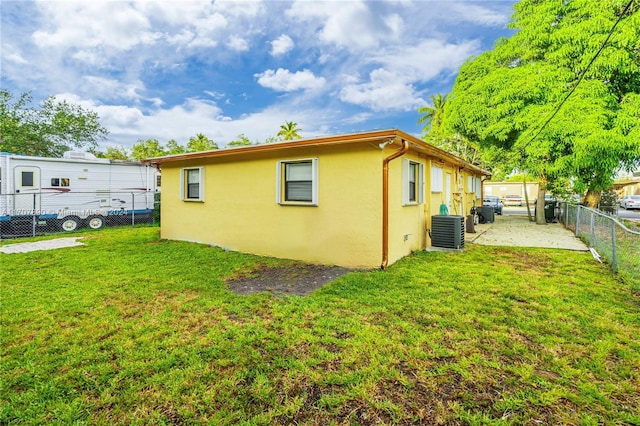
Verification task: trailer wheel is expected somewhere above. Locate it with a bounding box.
[87,216,105,230]
[60,217,81,232]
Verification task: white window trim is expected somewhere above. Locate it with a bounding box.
[276,158,318,206]
[467,175,482,197]
[180,167,204,202]
[431,165,443,193]
[402,159,424,206]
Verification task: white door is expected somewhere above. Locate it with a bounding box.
[14,166,41,212]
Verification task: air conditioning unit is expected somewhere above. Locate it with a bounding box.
[63,151,97,160]
[476,206,495,224]
[431,215,465,249]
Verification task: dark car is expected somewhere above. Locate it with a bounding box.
[483,195,503,215]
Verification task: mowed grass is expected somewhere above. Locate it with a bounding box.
[1,227,639,425]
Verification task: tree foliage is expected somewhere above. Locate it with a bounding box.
[445,0,640,214]
[277,121,302,140]
[417,93,495,168]
[130,134,218,160]
[101,146,130,160]
[187,133,218,152]
[418,94,448,135]
[0,90,108,157]
[227,133,254,147]
[131,139,166,160]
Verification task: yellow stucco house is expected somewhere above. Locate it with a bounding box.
[147,129,489,269]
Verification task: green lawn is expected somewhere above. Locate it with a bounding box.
[2,227,639,425]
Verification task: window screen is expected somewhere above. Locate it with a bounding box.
[285,162,312,202]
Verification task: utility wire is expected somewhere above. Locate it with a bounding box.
[518,0,635,153]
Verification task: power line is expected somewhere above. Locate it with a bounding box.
[518,0,635,153]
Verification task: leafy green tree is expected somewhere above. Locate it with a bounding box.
[131,139,167,160]
[445,0,640,221]
[187,133,218,152]
[418,93,491,168]
[102,146,130,160]
[227,133,254,147]
[277,121,302,140]
[0,90,108,157]
[166,139,186,155]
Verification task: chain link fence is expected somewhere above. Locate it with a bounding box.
[559,202,640,289]
[1,191,160,240]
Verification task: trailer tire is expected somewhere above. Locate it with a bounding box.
[60,217,81,232]
[87,216,105,230]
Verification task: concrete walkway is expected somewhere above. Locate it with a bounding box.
[469,214,589,251]
[0,237,85,254]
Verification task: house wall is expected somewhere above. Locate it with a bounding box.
[615,179,640,197]
[484,181,539,204]
[160,144,385,268]
[160,142,487,268]
[386,150,427,266]
[423,162,482,242]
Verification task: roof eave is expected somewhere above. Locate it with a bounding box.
[144,128,490,176]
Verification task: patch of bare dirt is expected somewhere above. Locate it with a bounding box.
[226,263,351,296]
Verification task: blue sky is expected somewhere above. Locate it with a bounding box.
[1,0,516,150]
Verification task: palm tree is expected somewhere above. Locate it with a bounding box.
[277,121,302,140]
[417,93,448,135]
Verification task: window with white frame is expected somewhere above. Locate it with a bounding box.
[181,167,204,201]
[467,176,482,197]
[431,165,443,193]
[403,159,424,205]
[276,158,318,205]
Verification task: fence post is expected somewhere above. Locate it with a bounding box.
[32,193,37,237]
[576,206,581,237]
[131,193,135,226]
[590,211,595,248]
[611,219,618,273]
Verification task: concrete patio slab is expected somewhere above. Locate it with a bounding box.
[469,214,588,251]
[0,237,85,254]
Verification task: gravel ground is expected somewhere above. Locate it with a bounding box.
[469,214,588,251]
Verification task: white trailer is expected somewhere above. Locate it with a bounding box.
[0,151,160,237]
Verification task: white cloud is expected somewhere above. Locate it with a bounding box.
[270,34,294,56]
[1,0,516,149]
[339,68,425,112]
[95,99,335,149]
[449,3,510,27]
[384,14,404,39]
[255,69,326,92]
[1,44,29,65]
[286,1,380,50]
[80,77,145,102]
[335,37,479,112]
[205,91,226,100]
[373,39,481,82]
[32,1,159,50]
[227,35,249,52]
